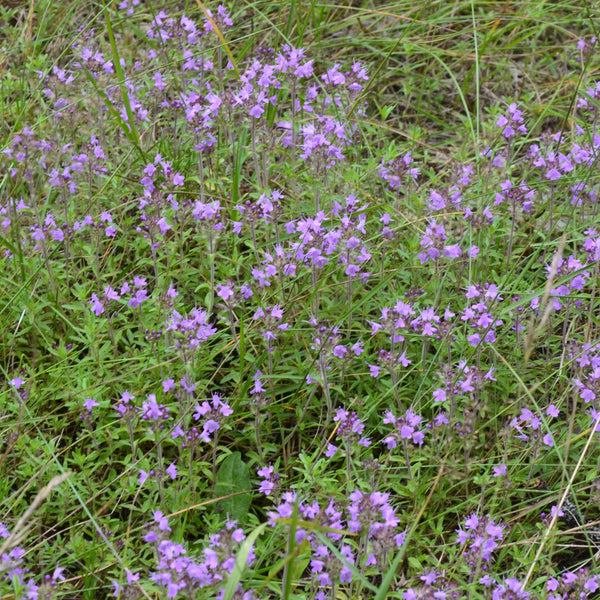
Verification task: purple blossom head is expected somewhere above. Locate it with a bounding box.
[257,464,280,496]
[455,513,506,564]
[379,152,419,190]
[191,393,233,443]
[83,397,99,413]
[496,102,527,139]
[330,407,371,451]
[166,307,217,351]
[141,394,170,429]
[382,409,426,447]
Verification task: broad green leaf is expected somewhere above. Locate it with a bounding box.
[214,451,252,522]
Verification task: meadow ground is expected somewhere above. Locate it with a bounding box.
[3,1,600,598]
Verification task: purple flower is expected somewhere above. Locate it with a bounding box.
[89,293,105,316]
[379,153,419,190]
[325,443,338,458]
[383,409,426,447]
[9,376,25,389]
[141,394,170,429]
[332,407,371,448]
[369,364,381,377]
[166,307,217,350]
[257,465,279,496]
[456,513,505,563]
[162,379,175,393]
[493,464,507,478]
[166,462,177,479]
[153,510,171,531]
[191,393,233,443]
[433,388,447,403]
[128,288,148,308]
[83,397,99,412]
[496,102,527,138]
[217,284,234,301]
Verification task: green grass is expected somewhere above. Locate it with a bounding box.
[2,1,600,598]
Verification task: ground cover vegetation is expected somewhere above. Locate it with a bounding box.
[3,0,600,598]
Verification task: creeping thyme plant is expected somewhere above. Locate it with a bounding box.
[4,1,600,598]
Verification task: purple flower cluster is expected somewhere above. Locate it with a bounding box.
[89,278,173,317]
[404,572,538,600]
[308,320,363,374]
[369,300,452,344]
[571,341,600,432]
[192,198,225,231]
[138,5,367,171]
[142,512,255,599]
[220,192,377,297]
[461,283,504,347]
[546,568,599,599]
[572,341,600,404]
[38,64,76,119]
[1,131,113,256]
[233,190,283,234]
[252,304,289,351]
[432,360,497,404]
[268,193,372,284]
[111,383,234,475]
[402,570,458,600]
[509,404,559,448]
[403,570,599,600]
[494,179,535,212]
[2,127,106,185]
[326,407,372,457]
[256,464,280,496]
[0,521,65,600]
[139,461,178,486]
[542,254,591,311]
[379,151,419,191]
[137,154,184,245]
[267,489,404,596]
[418,218,478,264]
[496,103,528,139]
[382,409,426,447]
[165,306,217,352]
[480,577,530,600]
[117,0,140,16]
[160,391,228,456]
[455,513,506,565]
[140,393,171,429]
[367,300,458,378]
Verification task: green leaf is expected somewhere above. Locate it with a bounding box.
[214,451,252,522]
